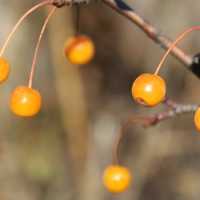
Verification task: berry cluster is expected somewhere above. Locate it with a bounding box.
[1,1,130,194]
[0,2,95,117]
[132,26,200,131]
[2,0,200,196]
[102,26,200,194]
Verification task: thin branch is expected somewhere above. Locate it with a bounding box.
[46,0,200,76]
[49,0,200,77]
[113,99,199,164]
[101,0,200,77]
[52,0,90,7]
[155,103,198,122]
[112,116,154,164]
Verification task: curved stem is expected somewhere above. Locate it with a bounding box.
[154,26,200,75]
[112,117,154,165]
[28,7,57,88]
[112,122,128,165]
[0,0,53,57]
[112,99,199,164]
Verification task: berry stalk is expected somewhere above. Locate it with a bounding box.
[28,7,57,88]
[0,0,53,57]
[154,26,200,75]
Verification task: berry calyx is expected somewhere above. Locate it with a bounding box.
[131,73,166,106]
[103,165,131,193]
[10,86,42,117]
[0,57,10,83]
[64,35,95,65]
[194,107,200,131]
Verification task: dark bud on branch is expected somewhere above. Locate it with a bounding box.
[52,0,90,7]
[191,53,200,77]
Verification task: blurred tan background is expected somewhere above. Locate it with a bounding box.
[0,0,200,199]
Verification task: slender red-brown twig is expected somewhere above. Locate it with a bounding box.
[112,99,199,164]
[112,116,154,164]
[28,7,57,88]
[0,0,53,57]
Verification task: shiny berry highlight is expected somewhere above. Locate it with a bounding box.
[10,86,42,117]
[132,73,166,106]
[103,165,132,193]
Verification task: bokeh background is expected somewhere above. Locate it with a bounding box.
[0,0,200,199]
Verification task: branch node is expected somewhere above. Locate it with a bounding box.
[52,0,90,7]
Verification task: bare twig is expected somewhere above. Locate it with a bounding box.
[101,0,200,77]
[113,99,199,164]
[112,116,154,164]
[48,0,200,77]
[156,102,198,122]
[29,0,200,78]
[52,0,90,7]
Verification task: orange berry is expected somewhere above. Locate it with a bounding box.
[10,86,42,117]
[194,107,200,131]
[0,57,10,83]
[103,165,132,193]
[131,73,166,106]
[64,35,95,65]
